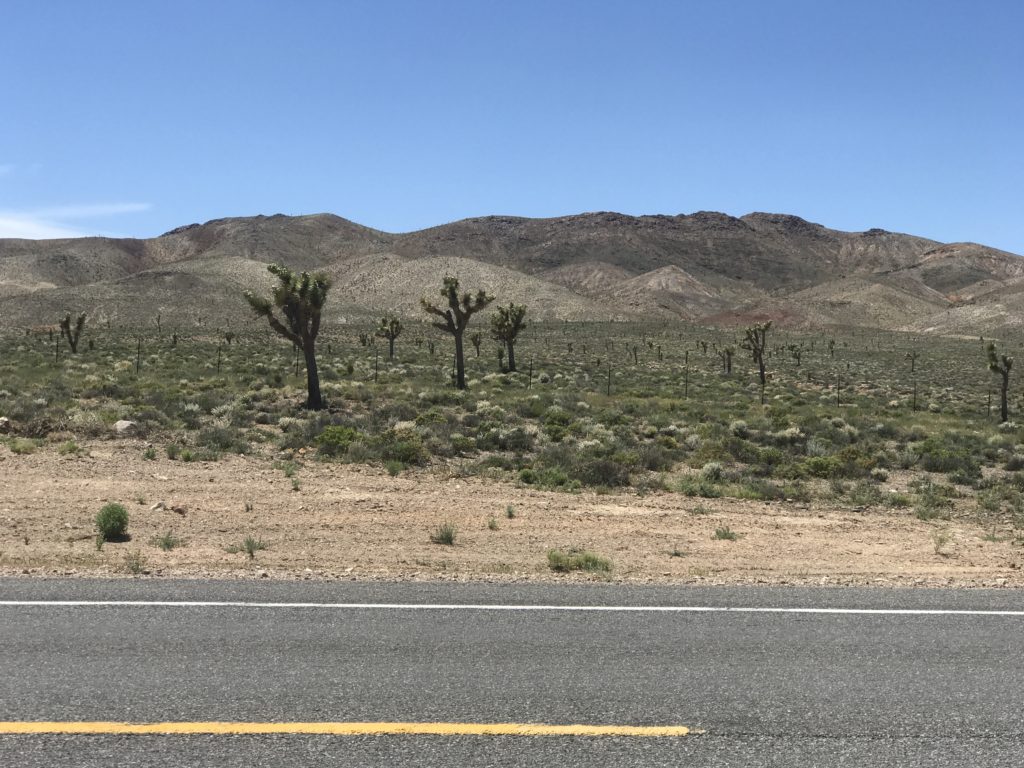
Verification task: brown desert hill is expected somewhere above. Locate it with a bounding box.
[0,209,1021,333]
[322,253,633,322]
[0,213,391,301]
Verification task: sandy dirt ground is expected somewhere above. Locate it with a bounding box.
[0,440,1022,587]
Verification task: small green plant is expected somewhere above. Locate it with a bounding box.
[430,521,458,545]
[95,502,129,542]
[913,479,953,520]
[58,440,81,456]
[10,438,37,455]
[668,546,685,558]
[122,550,147,574]
[385,460,403,476]
[505,504,516,519]
[142,446,157,461]
[230,535,267,559]
[712,525,738,541]
[547,548,612,573]
[165,443,180,460]
[487,517,499,531]
[932,528,952,556]
[151,531,182,551]
[291,477,300,491]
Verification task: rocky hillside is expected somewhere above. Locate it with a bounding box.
[1,210,1021,334]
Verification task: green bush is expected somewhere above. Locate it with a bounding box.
[316,425,361,457]
[95,503,129,541]
[677,476,722,498]
[573,458,630,487]
[430,521,457,545]
[805,455,842,479]
[377,429,430,466]
[547,548,612,573]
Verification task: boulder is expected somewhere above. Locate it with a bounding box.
[113,420,137,435]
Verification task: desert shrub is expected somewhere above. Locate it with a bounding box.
[573,458,630,487]
[917,436,981,477]
[197,425,250,454]
[637,443,674,471]
[677,476,722,498]
[804,455,842,479]
[449,434,477,455]
[847,480,884,507]
[734,478,788,501]
[547,548,611,573]
[430,522,457,545]
[95,502,129,541]
[518,466,574,488]
[316,425,361,457]
[913,478,954,520]
[377,429,430,466]
[414,407,448,426]
[345,440,377,463]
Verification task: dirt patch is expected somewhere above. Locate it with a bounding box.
[0,440,1021,587]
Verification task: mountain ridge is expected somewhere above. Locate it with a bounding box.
[1,210,1021,334]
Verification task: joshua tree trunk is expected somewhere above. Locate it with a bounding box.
[304,343,323,411]
[507,341,516,373]
[999,369,1009,423]
[454,331,466,389]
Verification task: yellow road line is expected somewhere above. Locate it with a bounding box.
[0,721,695,737]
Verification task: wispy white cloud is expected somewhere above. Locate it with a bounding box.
[0,215,85,239]
[0,201,151,239]
[28,202,152,219]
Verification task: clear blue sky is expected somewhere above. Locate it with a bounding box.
[1,0,1021,253]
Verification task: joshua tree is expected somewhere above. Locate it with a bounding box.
[59,312,86,354]
[469,332,482,357]
[906,350,919,373]
[742,321,771,404]
[987,341,1013,423]
[490,302,527,373]
[717,344,735,374]
[376,313,403,359]
[224,331,236,345]
[421,276,493,390]
[244,263,330,410]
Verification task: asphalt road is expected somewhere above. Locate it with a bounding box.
[1,579,1022,767]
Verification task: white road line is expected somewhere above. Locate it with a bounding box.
[0,601,1022,616]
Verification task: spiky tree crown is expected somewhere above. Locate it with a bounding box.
[244,263,330,347]
[421,276,494,334]
[988,342,1013,375]
[490,303,527,343]
[376,313,403,340]
[742,321,771,353]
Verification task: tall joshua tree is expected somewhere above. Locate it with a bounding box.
[422,276,493,389]
[59,312,86,354]
[244,264,330,410]
[987,341,1013,423]
[490,303,527,373]
[376,313,403,359]
[742,321,771,404]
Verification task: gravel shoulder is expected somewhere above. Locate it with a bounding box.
[1,440,1021,587]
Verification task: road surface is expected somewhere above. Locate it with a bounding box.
[0,579,1022,766]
